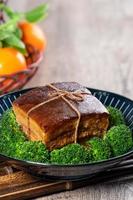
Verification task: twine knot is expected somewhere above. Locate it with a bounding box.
[48,86,87,102]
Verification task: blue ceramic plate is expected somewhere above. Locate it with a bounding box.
[0,88,133,180]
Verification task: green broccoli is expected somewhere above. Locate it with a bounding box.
[107,106,125,127]
[104,124,133,156]
[0,109,50,163]
[0,109,26,142]
[50,143,88,164]
[0,109,26,156]
[85,137,111,162]
[14,141,49,163]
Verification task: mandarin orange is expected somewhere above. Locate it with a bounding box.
[0,48,27,76]
[19,22,47,52]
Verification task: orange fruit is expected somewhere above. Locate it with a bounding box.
[0,48,27,76]
[19,21,47,52]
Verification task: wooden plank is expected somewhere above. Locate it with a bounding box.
[0,178,67,200]
[0,163,67,200]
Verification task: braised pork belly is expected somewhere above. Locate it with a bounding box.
[13,82,109,150]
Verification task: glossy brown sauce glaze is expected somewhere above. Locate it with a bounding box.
[13,82,109,149]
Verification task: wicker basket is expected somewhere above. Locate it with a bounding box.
[0,45,43,95]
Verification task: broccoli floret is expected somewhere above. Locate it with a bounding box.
[14,141,49,163]
[0,109,26,156]
[50,143,88,164]
[107,106,125,127]
[0,109,50,163]
[0,109,26,142]
[85,137,111,162]
[0,126,17,157]
[104,124,133,156]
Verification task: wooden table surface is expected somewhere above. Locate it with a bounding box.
[10,0,133,199]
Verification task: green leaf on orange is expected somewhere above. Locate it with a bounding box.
[0,3,21,19]
[4,34,27,54]
[24,4,48,23]
[0,17,20,40]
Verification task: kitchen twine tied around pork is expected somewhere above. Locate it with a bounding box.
[27,84,89,143]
